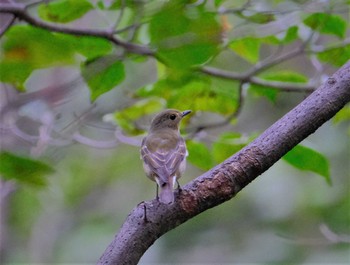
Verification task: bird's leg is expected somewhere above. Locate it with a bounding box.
[156,184,159,201]
[143,203,148,223]
[176,180,182,193]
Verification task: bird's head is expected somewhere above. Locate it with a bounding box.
[150,109,191,132]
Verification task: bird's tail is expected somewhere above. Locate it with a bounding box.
[159,183,174,204]
[158,176,176,204]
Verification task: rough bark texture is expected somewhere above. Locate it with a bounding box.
[98,61,350,265]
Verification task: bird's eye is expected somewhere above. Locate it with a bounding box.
[169,114,176,120]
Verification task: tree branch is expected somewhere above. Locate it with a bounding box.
[244,47,306,77]
[0,12,15,38]
[200,66,316,92]
[97,60,350,265]
[0,2,154,56]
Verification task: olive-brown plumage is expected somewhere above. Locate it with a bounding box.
[141,109,191,204]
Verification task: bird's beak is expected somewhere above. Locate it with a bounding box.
[182,110,191,117]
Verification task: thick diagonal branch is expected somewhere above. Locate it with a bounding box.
[98,61,350,265]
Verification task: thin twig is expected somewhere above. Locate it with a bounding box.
[110,0,126,32]
[0,13,15,38]
[73,132,119,148]
[218,0,252,14]
[249,76,316,91]
[244,47,305,77]
[25,0,53,8]
[309,37,350,53]
[114,129,142,147]
[114,23,142,35]
[319,223,350,243]
[200,67,316,92]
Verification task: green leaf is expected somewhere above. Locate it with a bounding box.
[110,0,141,9]
[65,36,113,60]
[262,71,308,83]
[2,25,76,67]
[82,56,125,101]
[0,61,32,91]
[38,0,93,23]
[213,132,247,164]
[317,45,350,67]
[168,80,239,115]
[333,104,350,124]
[282,145,331,184]
[230,37,260,64]
[113,97,165,135]
[149,3,221,68]
[249,71,308,102]
[250,85,278,102]
[214,0,225,7]
[304,13,346,39]
[186,140,213,170]
[262,26,299,45]
[283,26,299,43]
[0,152,54,187]
[97,0,105,9]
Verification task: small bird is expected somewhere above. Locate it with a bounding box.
[141,109,191,204]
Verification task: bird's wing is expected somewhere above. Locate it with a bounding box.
[141,137,187,184]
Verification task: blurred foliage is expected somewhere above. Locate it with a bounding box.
[0,152,54,187]
[149,2,222,68]
[0,0,349,264]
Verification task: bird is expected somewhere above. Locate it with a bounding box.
[140,109,191,204]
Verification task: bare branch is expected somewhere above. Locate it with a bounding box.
[0,12,15,38]
[73,132,119,149]
[244,47,306,77]
[319,223,350,244]
[114,129,142,147]
[200,67,316,92]
[309,37,350,53]
[25,0,54,8]
[110,0,126,32]
[249,76,316,92]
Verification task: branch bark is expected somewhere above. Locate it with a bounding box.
[98,60,350,265]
